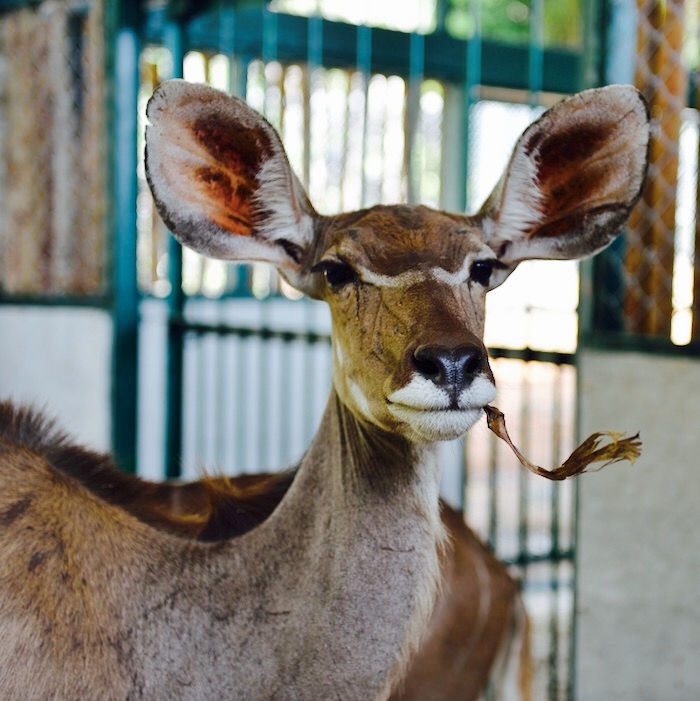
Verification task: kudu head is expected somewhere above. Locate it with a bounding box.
[146,81,649,444]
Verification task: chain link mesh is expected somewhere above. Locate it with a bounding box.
[616,0,699,343]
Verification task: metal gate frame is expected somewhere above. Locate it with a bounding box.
[109,1,599,698]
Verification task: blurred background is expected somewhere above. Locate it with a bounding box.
[0,0,697,698]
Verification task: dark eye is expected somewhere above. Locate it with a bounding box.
[313,260,358,291]
[470,260,494,287]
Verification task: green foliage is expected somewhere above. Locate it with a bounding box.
[445,0,582,49]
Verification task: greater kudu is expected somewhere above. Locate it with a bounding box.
[0,81,649,699]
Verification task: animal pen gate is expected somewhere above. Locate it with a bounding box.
[0,0,696,699]
[133,3,584,698]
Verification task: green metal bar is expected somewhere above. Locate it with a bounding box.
[462,0,481,212]
[529,0,544,105]
[301,15,324,442]
[581,0,639,338]
[145,8,582,95]
[356,23,372,208]
[406,31,425,204]
[163,19,186,479]
[111,2,143,474]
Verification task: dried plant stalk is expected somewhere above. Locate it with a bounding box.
[484,405,641,481]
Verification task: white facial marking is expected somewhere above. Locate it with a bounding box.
[333,340,344,370]
[387,377,453,411]
[355,255,476,289]
[387,375,496,411]
[348,378,375,423]
[387,375,497,442]
[459,375,498,408]
[388,406,484,442]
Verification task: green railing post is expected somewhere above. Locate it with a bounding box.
[110,0,142,473]
[581,0,639,338]
[163,19,186,479]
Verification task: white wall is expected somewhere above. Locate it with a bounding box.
[577,349,700,700]
[0,306,112,451]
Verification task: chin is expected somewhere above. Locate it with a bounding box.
[389,406,486,443]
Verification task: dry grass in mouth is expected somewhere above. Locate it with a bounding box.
[484,405,642,482]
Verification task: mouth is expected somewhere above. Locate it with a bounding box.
[385,374,497,442]
[386,404,486,442]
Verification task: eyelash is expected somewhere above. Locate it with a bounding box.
[312,260,358,291]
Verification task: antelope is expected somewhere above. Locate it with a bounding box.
[0,81,649,699]
[26,434,529,699]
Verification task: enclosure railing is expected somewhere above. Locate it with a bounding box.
[128,3,589,697]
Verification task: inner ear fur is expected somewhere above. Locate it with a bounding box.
[479,84,651,265]
[145,80,317,291]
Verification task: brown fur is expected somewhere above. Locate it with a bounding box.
[3,399,522,699]
[0,82,649,699]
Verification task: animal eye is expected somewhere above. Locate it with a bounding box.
[470,260,494,287]
[313,260,358,291]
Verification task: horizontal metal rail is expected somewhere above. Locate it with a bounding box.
[145,6,582,95]
[170,316,576,365]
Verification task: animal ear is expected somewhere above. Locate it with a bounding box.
[478,85,650,268]
[145,79,318,292]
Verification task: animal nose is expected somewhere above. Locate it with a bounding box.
[412,344,485,388]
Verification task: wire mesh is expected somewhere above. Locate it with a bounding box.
[0,0,106,297]
[133,5,583,699]
[594,0,699,345]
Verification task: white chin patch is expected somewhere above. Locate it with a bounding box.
[387,374,497,442]
[388,406,485,442]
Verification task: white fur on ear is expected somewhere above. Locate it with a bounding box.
[145,80,318,290]
[479,85,650,266]
[253,157,316,264]
[480,151,547,250]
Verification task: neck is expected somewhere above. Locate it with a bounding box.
[310,390,429,497]
[133,389,446,700]
[256,390,446,697]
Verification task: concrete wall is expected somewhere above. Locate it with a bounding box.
[0,306,112,451]
[577,348,700,700]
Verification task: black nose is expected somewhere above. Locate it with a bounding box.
[412,344,485,389]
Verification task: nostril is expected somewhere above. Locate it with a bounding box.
[412,344,484,387]
[412,347,444,382]
[462,347,483,376]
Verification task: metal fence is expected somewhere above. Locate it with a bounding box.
[0,0,697,699]
[588,0,699,346]
[132,3,586,697]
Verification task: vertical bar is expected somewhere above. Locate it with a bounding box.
[236,335,249,471]
[258,308,271,470]
[303,15,323,440]
[459,0,482,512]
[304,12,323,190]
[163,19,186,479]
[550,369,563,698]
[219,0,235,56]
[462,0,481,211]
[517,363,530,562]
[694,88,700,339]
[529,0,544,107]
[279,338,292,465]
[581,0,638,337]
[406,31,424,204]
[111,2,142,474]
[356,23,372,207]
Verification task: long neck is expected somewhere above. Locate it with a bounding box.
[132,390,445,700]
[249,390,445,697]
